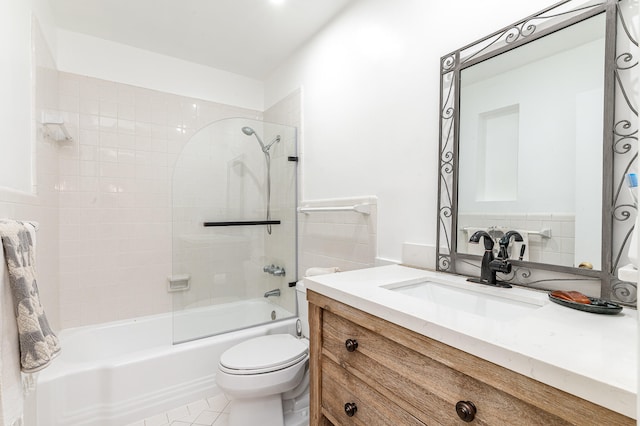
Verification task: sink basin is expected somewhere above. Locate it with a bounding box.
[384,280,544,321]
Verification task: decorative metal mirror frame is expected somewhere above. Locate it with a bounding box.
[437,0,638,305]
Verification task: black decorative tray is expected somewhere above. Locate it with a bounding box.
[548,293,623,315]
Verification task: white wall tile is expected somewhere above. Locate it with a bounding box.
[57,72,263,328]
[297,197,378,276]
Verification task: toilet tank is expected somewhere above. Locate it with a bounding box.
[295,281,309,338]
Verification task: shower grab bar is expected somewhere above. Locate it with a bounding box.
[297,204,371,215]
[203,220,281,227]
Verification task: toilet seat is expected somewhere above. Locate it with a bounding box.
[219,334,309,375]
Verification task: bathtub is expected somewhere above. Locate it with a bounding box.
[36,299,296,426]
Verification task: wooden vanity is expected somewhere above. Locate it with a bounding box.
[308,290,634,425]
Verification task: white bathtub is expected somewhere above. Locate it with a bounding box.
[36,299,296,426]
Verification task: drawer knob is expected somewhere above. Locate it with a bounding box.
[455,400,476,422]
[344,402,358,417]
[345,339,359,352]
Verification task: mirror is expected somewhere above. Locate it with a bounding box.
[457,14,606,270]
[437,0,638,306]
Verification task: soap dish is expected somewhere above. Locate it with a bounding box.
[548,293,623,315]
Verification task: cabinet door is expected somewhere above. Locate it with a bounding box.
[322,356,425,426]
[323,308,576,425]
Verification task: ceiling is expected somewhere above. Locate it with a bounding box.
[49,0,354,79]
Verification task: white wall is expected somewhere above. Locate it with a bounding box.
[264,0,560,263]
[56,29,265,111]
[0,0,56,193]
[0,0,32,192]
[0,0,61,332]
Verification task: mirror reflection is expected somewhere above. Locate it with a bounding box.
[456,14,606,270]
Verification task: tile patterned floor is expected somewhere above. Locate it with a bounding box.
[125,394,230,426]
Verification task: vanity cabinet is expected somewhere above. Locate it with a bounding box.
[308,290,634,426]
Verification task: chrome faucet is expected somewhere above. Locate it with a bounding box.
[264,288,281,298]
[263,264,286,276]
[467,230,512,288]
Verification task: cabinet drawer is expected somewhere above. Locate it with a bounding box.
[322,309,573,425]
[322,355,425,426]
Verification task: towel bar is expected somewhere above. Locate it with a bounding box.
[462,226,551,239]
[297,204,371,215]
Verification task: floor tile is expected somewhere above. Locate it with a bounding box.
[193,409,220,425]
[121,392,246,426]
[145,413,170,426]
[212,413,229,426]
[177,412,200,423]
[206,394,230,412]
[187,399,210,414]
[167,404,190,422]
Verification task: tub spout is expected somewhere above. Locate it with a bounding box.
[264,288,281,298]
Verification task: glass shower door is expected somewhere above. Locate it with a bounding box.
[171,118,297,344]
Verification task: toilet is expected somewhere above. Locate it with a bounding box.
[216,283,310,426]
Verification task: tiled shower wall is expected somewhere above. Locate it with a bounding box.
[56,73,262,328]
[50,75,375,328]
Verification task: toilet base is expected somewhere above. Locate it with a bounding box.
[225,374,310,426]
[283,393,310,426]
[228,394,284,426]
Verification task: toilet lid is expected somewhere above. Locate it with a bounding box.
[220,334,309,374]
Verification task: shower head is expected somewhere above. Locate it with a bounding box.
[241,126,255,136]
[242,126,265,151]
[241,126,280,154]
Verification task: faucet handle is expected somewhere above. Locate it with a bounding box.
[469,231,495,251]
[499,231,524,246]
[489,259,512,274]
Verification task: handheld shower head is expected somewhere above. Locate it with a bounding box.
[241,126,280,154]
[242,126,266,151]
[239,125,280,236]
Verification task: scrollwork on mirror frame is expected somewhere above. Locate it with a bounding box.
[460,2,609,65]
[610,0,638,304]
[436,0,638,306]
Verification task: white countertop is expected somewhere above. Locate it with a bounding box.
[304,265,638,419]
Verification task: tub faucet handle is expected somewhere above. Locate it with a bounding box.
[263,264,285,276]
